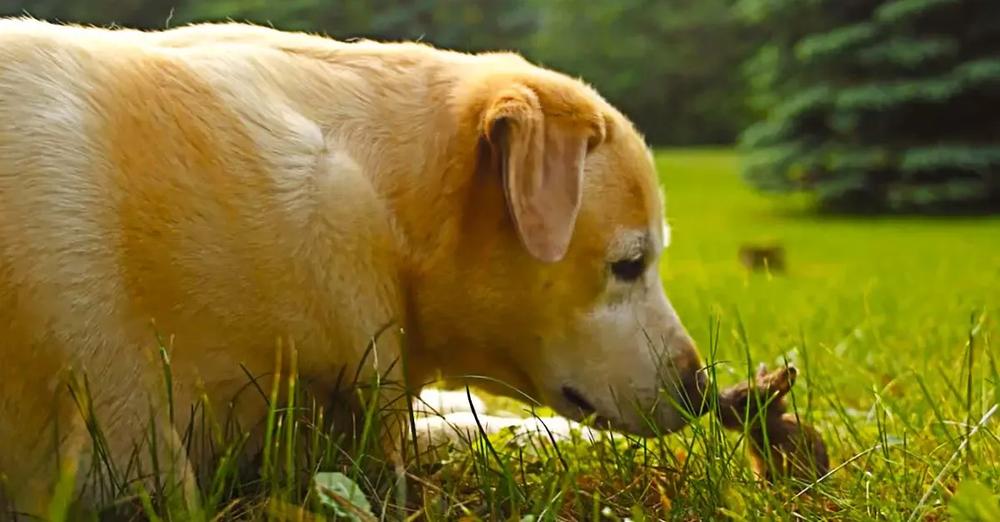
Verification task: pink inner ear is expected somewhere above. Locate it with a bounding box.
[496,113,590,263]
[531,124,587,258]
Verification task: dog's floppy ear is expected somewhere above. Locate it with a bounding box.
[482,85,601,263]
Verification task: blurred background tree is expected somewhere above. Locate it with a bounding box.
[739,0,1000,212]
[1,0,997,212]
[528,0,758,145]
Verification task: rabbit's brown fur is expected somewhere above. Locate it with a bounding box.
[716,364,830,482]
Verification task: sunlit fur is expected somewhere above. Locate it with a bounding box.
[0,18,702,513]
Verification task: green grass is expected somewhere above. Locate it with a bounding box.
[23,148,1000,521]
[656,148,1000,519]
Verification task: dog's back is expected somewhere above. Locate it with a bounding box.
[0,19,409,512]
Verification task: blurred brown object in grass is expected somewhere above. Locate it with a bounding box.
[716,364,830,483]
[739,243,786,273]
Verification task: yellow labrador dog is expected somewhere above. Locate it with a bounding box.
[0,18,706,514]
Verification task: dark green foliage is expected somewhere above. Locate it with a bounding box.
[739,0,1000,212]
[526,0,758,145]
[0,0,757,147]
[175,0,539,53]
[5,0,996,213]
[0,0,178,28]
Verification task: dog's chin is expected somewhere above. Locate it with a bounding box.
[550,405,615,432]
[553,385,656,436]
[551,388,696,437]
[555,408,685,438]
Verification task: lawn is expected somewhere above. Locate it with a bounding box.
[654,148,1000,519]
[417,148,1000,520]
[46,149,1000,521]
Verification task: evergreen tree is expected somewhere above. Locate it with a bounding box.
[740,0,1000,212]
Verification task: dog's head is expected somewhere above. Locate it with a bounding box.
[409,58,707,436]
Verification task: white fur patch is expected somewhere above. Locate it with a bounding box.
[414,388,486,416]
[661,219,671,250]
[411,388,598,457]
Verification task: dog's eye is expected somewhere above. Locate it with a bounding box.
[610,256,646,281]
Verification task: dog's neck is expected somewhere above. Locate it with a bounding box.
[272,43,492,255]
[270,42,530,388]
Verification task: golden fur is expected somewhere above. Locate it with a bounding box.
[0,18,704,515]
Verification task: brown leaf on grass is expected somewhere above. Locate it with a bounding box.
[653,475,673,513]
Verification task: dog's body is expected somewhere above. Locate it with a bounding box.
[0,19,705,515]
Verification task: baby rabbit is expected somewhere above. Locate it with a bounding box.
[716,364,830,482]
